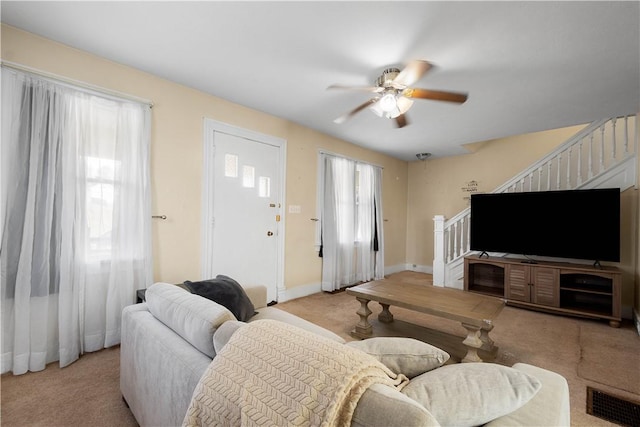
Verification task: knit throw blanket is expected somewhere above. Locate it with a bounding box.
[183,319,408,427]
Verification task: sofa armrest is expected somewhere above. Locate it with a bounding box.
[120,303,212,427]
[352,383,441,427]
[484,363,570,427]
[244,285,268,309]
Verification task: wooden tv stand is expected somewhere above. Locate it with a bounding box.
[463,255,622,327]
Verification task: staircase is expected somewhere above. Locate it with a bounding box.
[433,114,638,288]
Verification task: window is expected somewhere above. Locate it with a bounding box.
[316,152,384,291]
[85,156,118,260]
[259,176,271,198]
[224,154,238,177]
[242,165,255,188]
[315,154,381,246]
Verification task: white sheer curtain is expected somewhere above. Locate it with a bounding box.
[355,164,384,282]
[1,68,152,375]
[321,156,356,291]
[321,155,383,291]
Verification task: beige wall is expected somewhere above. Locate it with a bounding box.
[1,25,408,291]
[406,125,586,266]
[619,188,638,312]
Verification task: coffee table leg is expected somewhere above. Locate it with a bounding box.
[378,303,394,323]
[461,323,483,363]
[352,297,373,339]
[479,326,495,352]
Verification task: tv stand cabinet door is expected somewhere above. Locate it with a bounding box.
[505,264,531,302]
[506,264,560,307]
[530,267,560,307]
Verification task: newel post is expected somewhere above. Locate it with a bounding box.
[433,215,445,287]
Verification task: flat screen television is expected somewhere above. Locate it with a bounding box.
[469,188,620,262]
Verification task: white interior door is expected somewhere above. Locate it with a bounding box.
[202,121,284,303]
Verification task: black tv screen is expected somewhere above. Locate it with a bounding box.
[469,188,620,262]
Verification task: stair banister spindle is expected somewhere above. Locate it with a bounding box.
[566,146,572,189]
[465,218,470,252]
[453,221,459,260]
[537,167,543,191]
[528,172,533,191]
[450,224,456,261]
[460,216,465,256]
[546,161,551,190]
[624,116,629,156]
[600,124,605,173]
[611,118,617,163]
[445,228,451,263]
[588,132,594,179]
[577,139,583,185]
[556,153,562,189]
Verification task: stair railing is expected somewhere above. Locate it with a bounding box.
[433,114,637,287]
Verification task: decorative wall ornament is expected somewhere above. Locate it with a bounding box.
[461,180,481,203]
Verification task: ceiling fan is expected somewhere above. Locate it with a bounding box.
[328,60,468,128]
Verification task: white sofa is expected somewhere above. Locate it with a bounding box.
[120,282,570,427]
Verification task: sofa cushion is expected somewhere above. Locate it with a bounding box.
[483,363,571,427]
[401,363,541,427]
[184,275,256,322]
[346,337,450,378]
[146,282,235,358]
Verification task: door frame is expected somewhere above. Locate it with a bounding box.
[201,118,287,301]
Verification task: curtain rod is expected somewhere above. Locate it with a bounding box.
[1,60,154,108]
[318,149,384,170]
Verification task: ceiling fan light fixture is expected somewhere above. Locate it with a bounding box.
[379,92,398,113]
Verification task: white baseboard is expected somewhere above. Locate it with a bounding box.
[385,264,433,275]
[278,264,435,302]
[278,282,322,303]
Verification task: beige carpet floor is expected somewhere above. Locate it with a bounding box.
[1,346,137,426]
[2,271,638,426]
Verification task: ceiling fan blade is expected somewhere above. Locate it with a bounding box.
[396,96,414,115]
[403,88,468,104]
[327,84,383,93]
[334,98,378,124]
[395,114,408,128]
[393,60,433,88]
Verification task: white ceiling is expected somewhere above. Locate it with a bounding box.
[2,1,639,161]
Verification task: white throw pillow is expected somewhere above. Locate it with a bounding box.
[401,363,542,427]
[146,282,235,358]
[346,337,450,378]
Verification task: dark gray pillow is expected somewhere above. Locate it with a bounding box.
[183,275,256,322]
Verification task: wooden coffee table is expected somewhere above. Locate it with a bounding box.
[346,279,505,363]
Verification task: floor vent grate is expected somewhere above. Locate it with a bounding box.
[587,386,640,426]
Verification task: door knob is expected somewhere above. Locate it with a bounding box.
[267,231,274,236]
